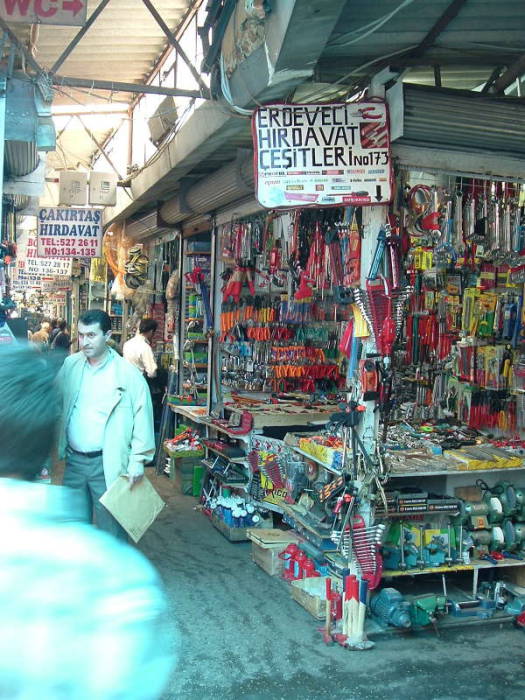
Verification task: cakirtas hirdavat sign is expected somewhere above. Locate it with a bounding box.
[36,207,102,258]
[252,102,392,209]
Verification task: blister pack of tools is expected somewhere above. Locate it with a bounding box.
[218,208,362,397]
[393,177,525,434]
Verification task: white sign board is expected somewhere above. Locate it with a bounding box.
[37,207,102,258]
[12,230,72,291]
[89,171,118,206]
[0,0,87,26]
[59,170,88,206]
[252,102,392,209]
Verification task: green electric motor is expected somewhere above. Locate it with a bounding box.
[409,594,447,627]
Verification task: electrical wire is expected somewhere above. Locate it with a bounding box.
[329,0,417,48]
[219,54,253,117]
[296,44,418,105]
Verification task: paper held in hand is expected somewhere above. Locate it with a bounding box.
[99,476,166,543]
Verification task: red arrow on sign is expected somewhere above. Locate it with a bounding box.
[62,0,83,15]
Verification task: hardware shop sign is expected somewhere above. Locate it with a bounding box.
[252,102,392,209]
[37,207,102,258]
[12,231,72,291]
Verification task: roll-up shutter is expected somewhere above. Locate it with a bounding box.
[398,84,525,156]
[160,150,254,225]
[389,83,525,179]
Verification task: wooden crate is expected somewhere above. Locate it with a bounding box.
[210,511,250,542]
[290,576,328,619]
[505,565,525,587]
[251,542,285,576]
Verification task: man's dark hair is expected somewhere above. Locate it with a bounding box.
[79,309,112,333]
[0,345,60,480]
[139,318,158,335]
[58,320,67,331]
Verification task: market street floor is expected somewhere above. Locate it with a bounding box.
[137,471,525,700]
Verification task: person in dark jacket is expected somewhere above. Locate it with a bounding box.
[51,320,73,352]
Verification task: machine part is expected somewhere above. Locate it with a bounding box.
[445,523,454,567]
[491,526,505,551]
[516,522,525,544]
[455,524,464,564]
[477,480,505,524]
[505,597,525,616]
[399,524,407,571]
[514,487,525,521]
[493,481,518,518]
[370,588,411,629]
[466,501,489,518]
[484,494,504,524]
[448,599,495,619]
[409,594,447,629]
[471,530,492,547]
[417,525,426,569]
[503,519,518,550]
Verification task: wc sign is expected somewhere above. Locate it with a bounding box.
[0,0,87,26]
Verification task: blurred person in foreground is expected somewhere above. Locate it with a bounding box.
[57,309,155,539]
[0,344,174,699]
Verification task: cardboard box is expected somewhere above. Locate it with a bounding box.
[454,485,482,502]
[251,542,285,576]
[290,576,327,619]
[99,476,165,543]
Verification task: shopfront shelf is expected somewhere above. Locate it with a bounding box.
[204,443,246,463]
[251,499,285,515]
[388,464,525,478]
[384,558,525,577]
[377,510,460,518]
[290,446,342,476]
[202,461,248,489]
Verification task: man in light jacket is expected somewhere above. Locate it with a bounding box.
[58,308,155,539]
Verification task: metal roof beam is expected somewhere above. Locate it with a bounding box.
[493,54,525,94]
[481,65,504,94]
[0,18,43,76]
[52,75,201,98]
[75,115,132,201]
[141,0,210,98]
[50,0,113,75]
[409,0,469,58]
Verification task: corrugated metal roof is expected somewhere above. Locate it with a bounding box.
[319,0,525,89]
[3,0,197,173]
[7,0,196,96]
